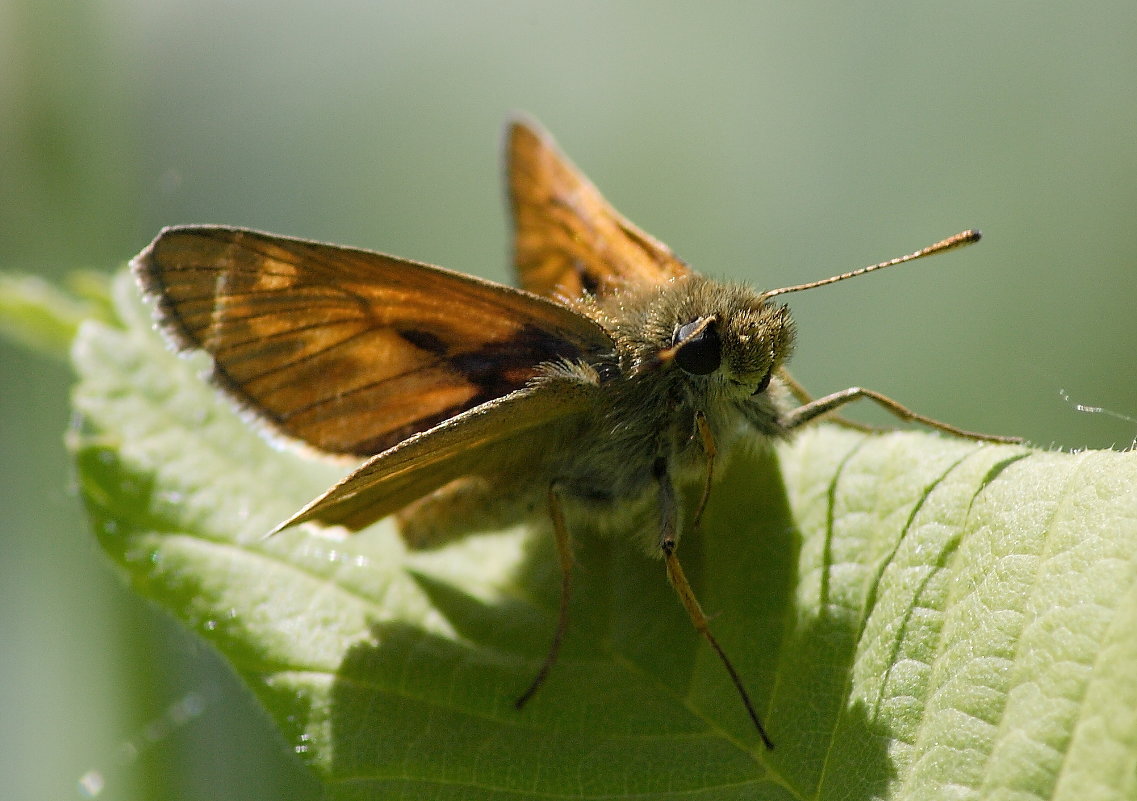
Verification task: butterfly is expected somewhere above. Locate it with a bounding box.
[132,117,1018,748]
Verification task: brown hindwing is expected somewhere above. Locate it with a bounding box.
[273,379,595,532]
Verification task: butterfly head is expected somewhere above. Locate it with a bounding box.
[718,300,795,395]
[644,279,795,397]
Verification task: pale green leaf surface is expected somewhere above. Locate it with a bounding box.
[0,270,112,359]
[69,272,1137,800]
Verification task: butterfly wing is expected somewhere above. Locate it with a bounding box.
[271,379,593,532]
[507,119,692,301]
[132,226,612,458]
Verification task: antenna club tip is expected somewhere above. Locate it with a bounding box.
[939,228,981,252]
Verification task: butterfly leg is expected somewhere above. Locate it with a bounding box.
[690,412,716,532]
[780,384,1021,443]
[515,483,574,709]
[654,457,775,749]
[776,367,882,434]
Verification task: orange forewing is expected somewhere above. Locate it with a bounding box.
[507,119,691,301]
[133,226,611,458]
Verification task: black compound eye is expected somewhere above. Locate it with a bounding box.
[752,369,773,395]
[673,319,721,375]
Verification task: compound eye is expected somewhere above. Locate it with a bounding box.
[673,319,721,375]
[752,369,773,395]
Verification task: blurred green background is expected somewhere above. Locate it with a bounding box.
[2,1,1134,798]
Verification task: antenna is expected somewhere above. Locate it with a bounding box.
[759,229,981,301]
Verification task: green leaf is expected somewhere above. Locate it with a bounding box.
[70,271,1137,800]
[0,270,113,360]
